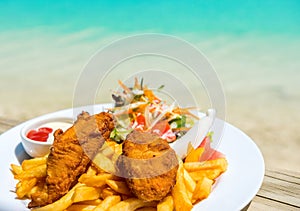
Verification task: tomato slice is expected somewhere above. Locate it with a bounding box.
[133,114,146,131]
[151,120,170,136]
[151,120,176,142]
[136,114,146,126]
[199,136,224,161]
[161,129,176,142]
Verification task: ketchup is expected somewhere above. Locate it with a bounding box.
[26,127,53,142]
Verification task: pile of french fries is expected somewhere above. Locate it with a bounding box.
[11,141,227,211]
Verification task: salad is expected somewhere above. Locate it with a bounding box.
[109,78,199,143]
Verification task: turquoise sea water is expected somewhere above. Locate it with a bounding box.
[0,0,299,170]
[1,0,300,35]
[1,1,299,104]
[1,0,299,114]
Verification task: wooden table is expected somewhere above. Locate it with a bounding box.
[244,170,300,211]
[1,118,299,210]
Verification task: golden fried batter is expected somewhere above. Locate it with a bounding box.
[28,112,115,208]
[117,130,178,201]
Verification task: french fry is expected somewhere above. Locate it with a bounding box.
[111,153,121,165]
[100,187,119,199]
[66,204,96,211]
[185,147,204,162]
[72,186,102,203]
[113,143,122,155]
[86,166,98,176]
[192,177,213,203]
[93,153,116,174]
[105,140,118,148]
[16,181,21,189]
[183,168,196,201]
[183,168,196,193]
[26,185,39,198]
[31,183,84,211]
[172,163,193,211]
[10,164,23,176]
[15,164,47,180]
[108,198,157,211]
[21,157,47,170]
[157,195,174,211]
[100,145,115,158]
[136,207,157,211]
[104,140,122,154]
[16,178,37,198]
[78,173,117,187]
[26,178,48,199]
[183,158,228,172]
[188,169,222,181]
[184,158,228,181]
[94,195,121,211]
[76,199,102,205]
[106,180,131,195]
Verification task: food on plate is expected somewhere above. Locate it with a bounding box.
[11,78,228,210]
[172,162,193,210]
[157,195,174,211]
[117,130,178,201]
[28,111,115,207]
[12,119,227,211]
[110,79,198,143]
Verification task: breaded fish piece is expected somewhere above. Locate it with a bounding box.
[28,112,115,207]
[117,130,178,201]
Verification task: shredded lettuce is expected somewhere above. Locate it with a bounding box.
[169,115,187,128]
[110,127,133,143]
[207,131,214,141]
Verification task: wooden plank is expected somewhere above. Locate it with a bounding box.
[248,169,300,210]
[257,170,300,207]
[266,169,300,185]
[248,195,299,211]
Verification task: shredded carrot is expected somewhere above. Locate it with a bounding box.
[173,108,200,120]
[118,80,132,94]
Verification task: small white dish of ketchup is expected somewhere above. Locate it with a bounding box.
[20,117,73,157]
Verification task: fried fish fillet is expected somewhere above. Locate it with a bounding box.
[117,130,178,201]
[28,111,115,208]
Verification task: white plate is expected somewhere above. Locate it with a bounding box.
[0,104,264,211]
